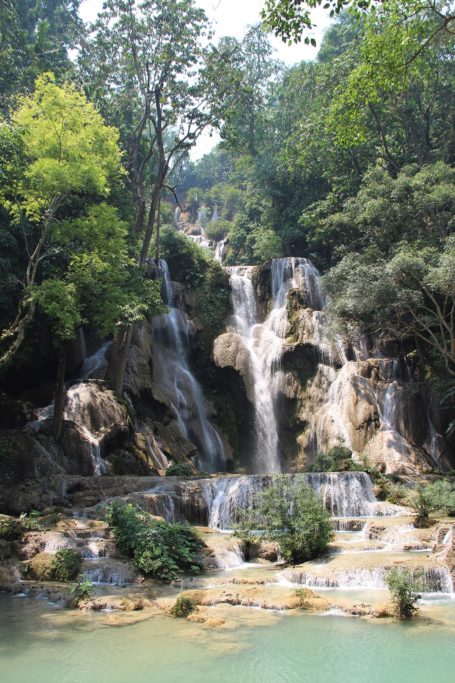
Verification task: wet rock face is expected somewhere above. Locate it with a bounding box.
[213,259,452,475]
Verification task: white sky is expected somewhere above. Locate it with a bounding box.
[79,0,332,158]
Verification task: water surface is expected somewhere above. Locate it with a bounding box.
[1,595,455,683]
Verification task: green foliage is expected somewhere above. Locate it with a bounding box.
[0,513,40,540]
[51,549,83,582]
[11,72,122,219]
[410,480,455,525]
[106,502,205,582]
[235,476,333,564]
[159,226,230,343]
[309,446,361,472]
[386,567,422,618]
[165,462,194,477]
[169,594,196,617]
[69,579,94,604]
[204,219,232,242]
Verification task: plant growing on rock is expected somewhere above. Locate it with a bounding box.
[411,480,455,526]
[309,447,362,473]
[106,502,205,582]
[386,567,422,618]
[169,594,196,618]
[68,579,94,607]
[51,550,83,582]
[165,462,195,477]
[235,476,333,565]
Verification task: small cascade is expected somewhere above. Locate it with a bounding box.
[79,342,111,380]
[151,260,225,472]
[43,532,76,553]
[281,565,454,593]
[162,472,388,530]
[305,472,376,517]
[214,239,225,264]
[82,560,136,586]
[138,422,169,471]
[63,384,108,475]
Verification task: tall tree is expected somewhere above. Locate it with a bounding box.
[0,73,122,368]
[79,0,237,393]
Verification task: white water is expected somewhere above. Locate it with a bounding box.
[151,260,226,472]
[226,258,328,473]
[169,472,388,530]
[214,239,225,264]
[281,565,454,593]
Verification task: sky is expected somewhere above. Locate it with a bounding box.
[79,0,332,158]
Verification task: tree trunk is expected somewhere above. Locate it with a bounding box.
[53,344,67,441]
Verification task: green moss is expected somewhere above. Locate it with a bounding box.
[169,594,196,617]
[166,462,194,476]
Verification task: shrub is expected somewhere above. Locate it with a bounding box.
[386,567,422,618]
[410,480,455,526]
[309,446,359,472]
[106,502,205,582]
[0,513,40,541]
[51,550,83,582]
[69,579,94,605]
[165,462,194,477]
[169,594,196,618]
[235,475,333,565]
[205,219,232,242]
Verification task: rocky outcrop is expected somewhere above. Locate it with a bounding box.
[213,259,453,475]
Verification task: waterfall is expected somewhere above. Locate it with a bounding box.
[63,384,108,475]
[157,472,384,530]
[151,260,226,472]
[227,267,280,473]
[79,342,111,380]
[226,258,327,473]
[281,565,454,593]
[214,239,225,264]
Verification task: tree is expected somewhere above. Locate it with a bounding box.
[0,74,163,437]
[386,567,422,618]
[79,0,238,393]
[261,0,455,50]
[0,73,122,369]
[0,0,83,110]
[235,476,333,564]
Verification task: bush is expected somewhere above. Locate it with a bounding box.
[106,502,205,582]
[235,476,333,565]
[386,567,422,618]
[205,219,232,242]
[309,446,360,472]
[0,513,40,541]
[69,579,94,606]
[51,549,83,582]
[165,462,194,477]
[410,480,455,526]
[169,594,196,618]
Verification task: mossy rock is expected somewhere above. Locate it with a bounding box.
[23,549,82,582]
[23,552,56,581]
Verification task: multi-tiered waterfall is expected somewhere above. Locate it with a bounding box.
[224,258,326,473]
[214,256,450,474]
[151,260,226,472]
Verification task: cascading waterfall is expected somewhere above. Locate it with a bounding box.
[214,239,225,264]
[147,472,387,530]
[226,257,327,474]
[63,384,107,475]
[151,260,226,472]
